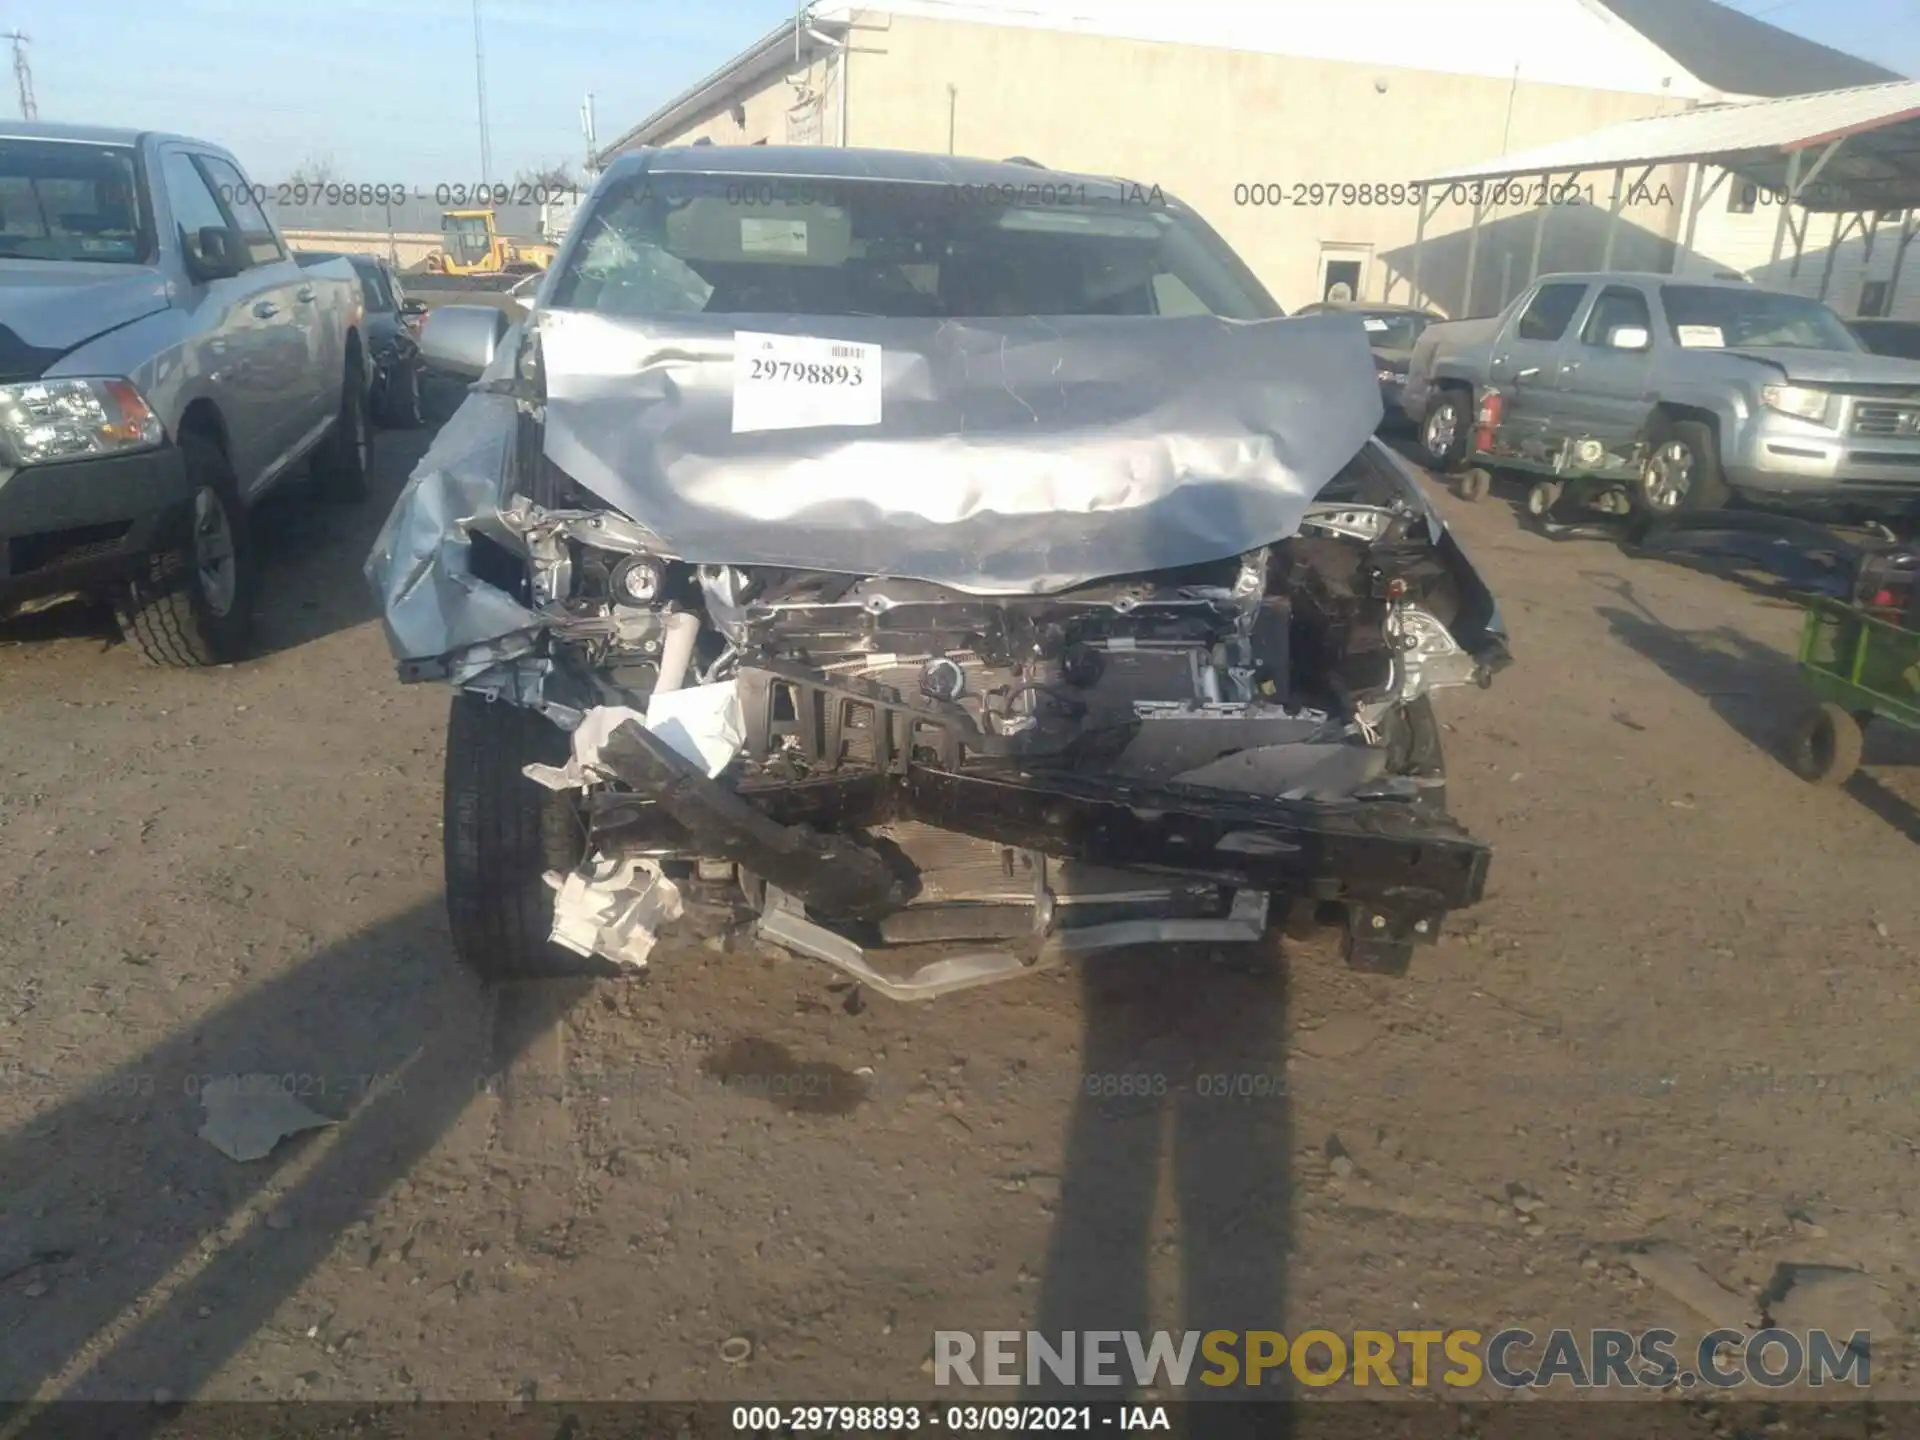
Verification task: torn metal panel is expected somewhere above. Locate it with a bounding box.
[547,853,684,969]
[535,309,1384,595]
[363,367,542,663]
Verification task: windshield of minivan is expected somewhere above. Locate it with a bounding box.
[1659,285,1859,351]
[0,140,150,264]
[548,172,1279,320]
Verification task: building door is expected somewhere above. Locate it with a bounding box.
[1317,245,1370,303]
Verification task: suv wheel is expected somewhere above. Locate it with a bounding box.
[115,434,258,667]
[312,354,373,502]
[388,364,424,428]
[443,693,610,981]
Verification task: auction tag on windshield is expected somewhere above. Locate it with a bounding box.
[740,217,808,256]
[1675,324,1725,348]
[1363,317,1390,332]
[732,331,882,433]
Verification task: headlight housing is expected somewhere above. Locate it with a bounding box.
[0,378,165,464]
[1760,383,1833,426]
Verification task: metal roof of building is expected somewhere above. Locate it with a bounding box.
[1586,0,1899,98]
[1420,80,1920,211]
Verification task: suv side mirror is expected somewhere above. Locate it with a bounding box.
[189,225,247,281]
[400,298,429,318]
[1607,325,1650,351]
[418,303,510,380]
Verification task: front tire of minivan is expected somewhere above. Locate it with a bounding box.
[443,693,612,981]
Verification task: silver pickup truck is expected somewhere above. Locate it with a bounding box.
[1401,271,1920,517]
[0,122,371,665]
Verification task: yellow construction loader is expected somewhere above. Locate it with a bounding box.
[422,210,557,277]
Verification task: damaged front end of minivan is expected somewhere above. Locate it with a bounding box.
[369,306,1510,998]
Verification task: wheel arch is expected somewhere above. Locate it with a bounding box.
[1647,400,1720,449]
[175,397,230,455]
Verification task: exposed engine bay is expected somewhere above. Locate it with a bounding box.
[370,302,1510,999]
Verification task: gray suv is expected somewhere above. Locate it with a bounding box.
[1403,271,1920,515]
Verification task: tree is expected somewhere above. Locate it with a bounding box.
[284,154,337,188]
[513,162,579,193]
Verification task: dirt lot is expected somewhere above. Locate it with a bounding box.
[3,406,1919,1409]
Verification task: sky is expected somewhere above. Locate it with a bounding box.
[3,0,1918,185]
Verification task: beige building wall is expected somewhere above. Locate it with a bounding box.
[840,11,1695,312]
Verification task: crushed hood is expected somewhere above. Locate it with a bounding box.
[368,309,1385,665]
[537,309,1383,595]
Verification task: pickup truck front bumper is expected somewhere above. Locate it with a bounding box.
[583,666,1491,986]
[0,446,193,609]
[1728,411,1920,506]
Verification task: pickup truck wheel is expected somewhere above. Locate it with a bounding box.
[443,693,610,981]
[1420,391,1472,472]
[312,356,372,502]
[113,434,257,667]
[1639,420,1730,515]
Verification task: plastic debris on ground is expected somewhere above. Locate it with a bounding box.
[197,1075,337,1162]
[546,854,685,969]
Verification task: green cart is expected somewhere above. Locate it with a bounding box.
[1791,594,1920,786]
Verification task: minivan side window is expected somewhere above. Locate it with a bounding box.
[1580,286,1652,347]
[1515,282,1588,342]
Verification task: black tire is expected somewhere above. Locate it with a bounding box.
[1639,418,1730,516]
[390,363,424,428]
[443,693,604,980]
[311,353,372,502]
[1788,701,1864,787]
[1420,388,1472,472]
[1385,695,1448,813]
[113,433,257,667]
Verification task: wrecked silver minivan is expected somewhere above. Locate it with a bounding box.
[367,147,1511,999]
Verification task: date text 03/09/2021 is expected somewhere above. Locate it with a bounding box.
[211,180,584,210]
[729,1405,1169,1433]
[1229,179,1680,208]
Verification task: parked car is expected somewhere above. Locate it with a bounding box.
[1847,317,1920,360]
[1295,301,1440,423]
[1402,271,1920,516]
[372,145,1510,997]
[297,251,426,427]
[0,121,370,665]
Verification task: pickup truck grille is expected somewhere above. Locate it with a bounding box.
[1852,402,1920,437]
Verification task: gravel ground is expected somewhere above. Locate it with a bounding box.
[2,405,1918,1410]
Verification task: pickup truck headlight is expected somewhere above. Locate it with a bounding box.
[0,378,165,465]
[1759,383,1833,426]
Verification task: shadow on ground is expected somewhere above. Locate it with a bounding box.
[1029,943,1296,1433]
[1596,584,1920,845]
[0,896,594,1425]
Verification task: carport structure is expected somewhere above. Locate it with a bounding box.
[1408,79,1920,316]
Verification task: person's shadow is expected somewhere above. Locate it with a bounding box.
[1028,941,1295,1434]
